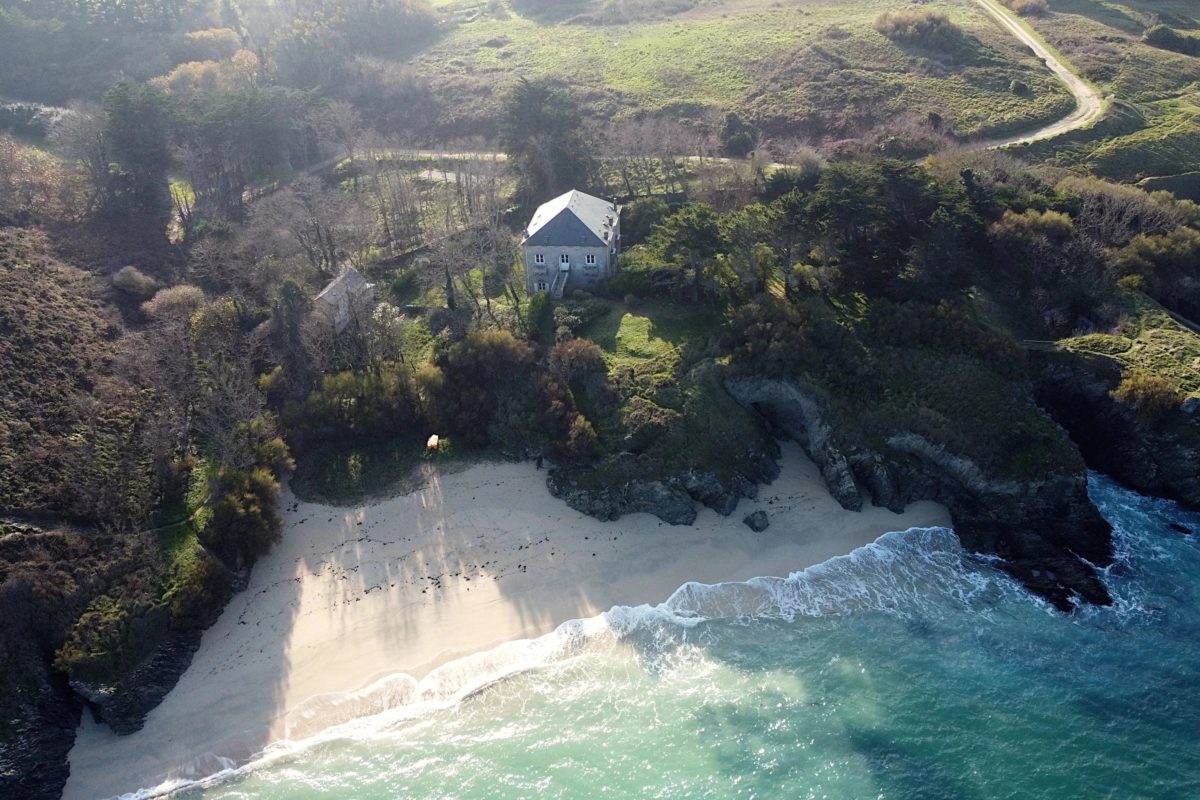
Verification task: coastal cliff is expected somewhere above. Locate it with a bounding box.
[0,521,236,799]
[723,376,1113,610]
[1033,352,1200,510]
[543,360,1115,611]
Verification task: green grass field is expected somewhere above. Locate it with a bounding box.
[1014,0,1200,182]
[409,0,1073,144]
[1062,295,1200,396]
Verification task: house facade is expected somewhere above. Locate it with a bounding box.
[522,190,621,298]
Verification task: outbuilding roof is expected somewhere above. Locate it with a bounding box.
[523,190,619,248]
[316,267,371,305]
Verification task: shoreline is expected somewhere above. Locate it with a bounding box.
[63,442,949,800]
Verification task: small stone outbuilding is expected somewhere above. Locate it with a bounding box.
[315,268,376,334]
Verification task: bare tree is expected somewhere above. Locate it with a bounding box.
[250,176,374,279]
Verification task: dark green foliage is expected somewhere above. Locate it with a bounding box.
[203,466,285,568]
[987,208,1111,335]
[304,365,421,441]
[806,160,980,296]
[175,87,317,221]
[620,197,670,246]
[1143,24,1200,57]
[761,163,823,203]
[99,82,174,235]
[553,293,613,336]
[1110,368,1185,425]
[424,329,539,446]
[500,78,599,208]
[163,548,233,628]
[720,111,754,157]
[527,291,554,342]
[650,203,727,300]
[390,269,418,304]
[268,280,318,401]
[726,295,1074,481]
[610,246,675,298]
[1110,226,1200,318]
[53,578,168,684]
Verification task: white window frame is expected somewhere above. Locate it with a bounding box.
[535,253,544,264]
[586,253,596,265]
[560,253,570,265]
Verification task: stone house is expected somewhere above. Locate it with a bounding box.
[314,267,376,334]
[522,189,621,298]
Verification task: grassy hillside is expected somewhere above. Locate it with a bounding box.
[0,228,156,524]
[408,0,1073,144]
[1014,0,1200,181]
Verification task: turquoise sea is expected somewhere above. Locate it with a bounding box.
[182,475,1200,799]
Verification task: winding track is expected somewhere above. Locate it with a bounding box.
[245,0,1105,201]
[970,0,1105,149]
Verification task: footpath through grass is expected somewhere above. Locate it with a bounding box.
[1014,0,1200,181]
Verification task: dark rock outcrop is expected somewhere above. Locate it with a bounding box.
[547,467,698,525]
[743,510,770,532]
[70,626,209,734]
[68,561,240,734]
[0,647,81,800]
[547,444,780,526]
[0,522,238,797]
[1032,352,1200,510]
[725,376,1114,611]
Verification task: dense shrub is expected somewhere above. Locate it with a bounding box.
[426,330,539,446]
[203,466,285,568]
[112,265,159,298]
[527,291,554,341]
[554,292,612,335]
[874,9,965,49]
[304,365,421,440]
[1144,24,1200,57]
[548,338,606,383]
[620,197,670,246]
[163,547,233,627]
[610,246,674,298]
[142,284,206,319]
[390,269,418,303]
[1000,0,1049,17]
[1111,369,1184,425]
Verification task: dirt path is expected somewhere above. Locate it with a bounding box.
[250,0,1105,200]
[971,0,1105,149]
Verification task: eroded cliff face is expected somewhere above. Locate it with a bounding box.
[1033,353,1200,510]
[0,522,237,799]
[547,444,781,526]
[724,377,1113,611]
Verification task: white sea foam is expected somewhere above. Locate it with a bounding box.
[116,524,1041,799]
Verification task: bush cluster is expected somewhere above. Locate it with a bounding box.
[1000,0,1049,17]
[874,9,965,49]
[1111,369,1184,425]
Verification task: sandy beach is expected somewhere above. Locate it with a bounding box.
[63,442,949,799]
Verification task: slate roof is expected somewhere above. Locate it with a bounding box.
[315,268,376,333]
[316,267,371,306]
[523,190,619,248]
